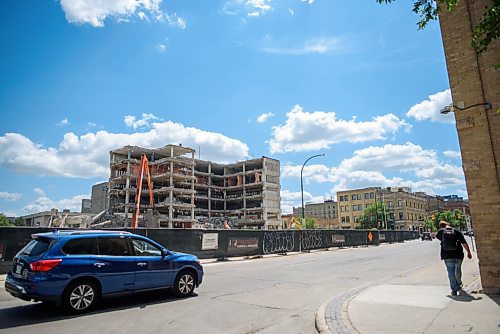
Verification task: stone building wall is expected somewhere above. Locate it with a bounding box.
[438,0,500,293]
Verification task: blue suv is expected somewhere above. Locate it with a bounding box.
[5,230,204,313]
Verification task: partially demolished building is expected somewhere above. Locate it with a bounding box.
[108,145,281,229]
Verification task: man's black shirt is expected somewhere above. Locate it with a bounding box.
[436,227,467,260]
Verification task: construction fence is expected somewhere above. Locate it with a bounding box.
[0,227,419,273]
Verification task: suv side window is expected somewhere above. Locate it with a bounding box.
[132,239,162,256]
[19,237,55,257]
[62,238,98,255]
[98,237,131,256]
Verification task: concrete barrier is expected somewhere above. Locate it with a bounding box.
[0,227,419,274]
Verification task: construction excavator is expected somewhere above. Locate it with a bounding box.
[131,154,154,229]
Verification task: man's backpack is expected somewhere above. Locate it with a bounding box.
[442,228,458,251]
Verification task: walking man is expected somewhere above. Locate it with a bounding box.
[436,221,472,296]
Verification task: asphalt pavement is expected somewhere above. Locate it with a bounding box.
[0,241,500,334]
[316,237,500,334]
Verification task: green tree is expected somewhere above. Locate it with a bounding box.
[377,0,500,53]
[359,203,387,229]
[14,217,25,226]
[427,209,467,230]
[0,214,15,227]
[305,217,317,229]
[425,218,438,232]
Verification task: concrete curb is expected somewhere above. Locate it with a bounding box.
[315,296,332,334]
[315,286,366,334]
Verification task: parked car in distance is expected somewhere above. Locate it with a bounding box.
[421,232,433,241]
[5,230,203,313]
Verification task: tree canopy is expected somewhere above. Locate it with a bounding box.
[0,214,15,227]
[425,209,467,231]
[358,203,387,229]
[377,0,499,53]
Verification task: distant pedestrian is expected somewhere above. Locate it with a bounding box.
[436,220,472,296]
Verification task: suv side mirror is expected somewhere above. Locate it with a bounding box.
[161,249,169,258]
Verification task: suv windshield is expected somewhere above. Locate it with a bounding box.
[19,237,53,257]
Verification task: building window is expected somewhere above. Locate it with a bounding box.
[358,204,362,211]
[267,162,278,172]
[353,205,358,211]
[388,201,393,207]
[345,205,349,212]
[370,192,374,199]
[266,175,278,184]
[365,193,370,199]
[339,196,344,202]
[357,194,361,200]
[341,206,345,212]
[354,216,359,222]
[341,217,345,223]
[352,194,357,201]
[399,212,404,220]
[346,216,350,223]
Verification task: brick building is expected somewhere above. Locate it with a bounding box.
[439,0,500,293]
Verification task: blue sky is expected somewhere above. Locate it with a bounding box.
[0,0,465,216]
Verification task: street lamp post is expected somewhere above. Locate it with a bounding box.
[300,153,326,229]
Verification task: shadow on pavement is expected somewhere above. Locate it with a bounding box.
[447,291,482,302]
[0,290,197,330]
[488,294,500,307]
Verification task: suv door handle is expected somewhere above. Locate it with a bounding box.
[137,262,147,267]
[94,262,107,268]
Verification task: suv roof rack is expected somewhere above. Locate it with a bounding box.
[47,230,131,235]
[68,230,131,235]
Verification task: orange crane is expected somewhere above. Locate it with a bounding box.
[131,154,154,229]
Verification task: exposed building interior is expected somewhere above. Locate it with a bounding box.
[108,145,281,229]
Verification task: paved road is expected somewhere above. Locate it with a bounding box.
[0,239,440,334]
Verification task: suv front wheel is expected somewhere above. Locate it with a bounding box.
[173,271,196,297]
[63,280,98,314]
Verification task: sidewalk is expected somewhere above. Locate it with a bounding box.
[317,246,500,334]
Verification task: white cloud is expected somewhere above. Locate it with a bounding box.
[269,105,409,153]
[256,112,275,123]
[281,163,330,183]
[280,189,324,214]
[301,0,315,4]
[281,142,465,196]
[262,37,343,55]
[124,113,161,129]
[21,189,89,215]
[222,0,272,17]
[288,8,294,15]
[406,89,454,124]
[165,13,186,29]
[0,121,250,179]
[246,0,272,16]
[0,191,22,202]
[58,118,70,127]
[59,0,186,29]
[156,43,167,52]
[443,150,461,159]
